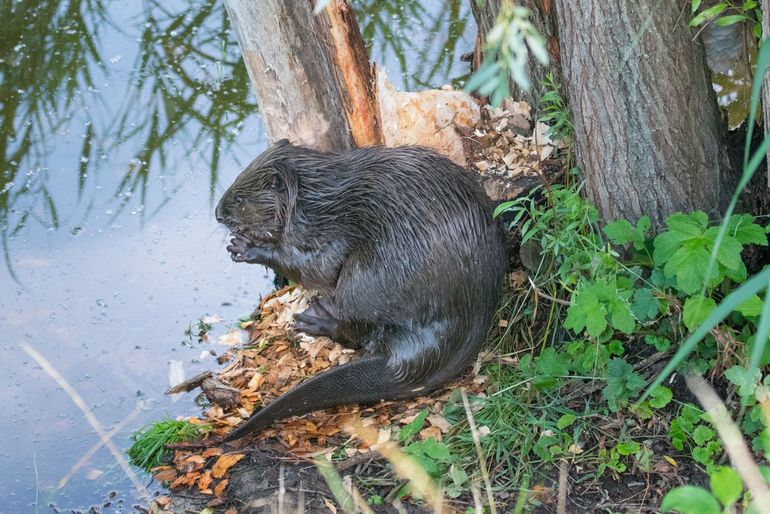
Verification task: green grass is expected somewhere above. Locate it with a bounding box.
[127,419,207,472]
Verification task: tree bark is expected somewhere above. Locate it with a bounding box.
[554,0,733,227]
[224,0,381,152]
[762,0,770,187]
[470,0,560,110]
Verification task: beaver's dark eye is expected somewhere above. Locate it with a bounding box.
[234,194,245,205]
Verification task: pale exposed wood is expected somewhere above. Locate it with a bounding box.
[554,0,733,227]
[319,1,383,147]
[224,0,380,152]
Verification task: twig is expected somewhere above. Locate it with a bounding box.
[461,388,497,514]
[21,343,149,499]
[58,404,142,489]
[165,370,213,394]
[528,276,570,306]
[685,374,770,512]
[556,459,569,514]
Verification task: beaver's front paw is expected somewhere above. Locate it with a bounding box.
[226,234,253,262]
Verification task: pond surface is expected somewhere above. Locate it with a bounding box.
[0,1,474,512]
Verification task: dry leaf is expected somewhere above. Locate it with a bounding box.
[215,479,230,497]
[153,468,178,483]
[211,453,245,478]
[323,497,338,513]
[198,470,213,491]
[202,447,224,459]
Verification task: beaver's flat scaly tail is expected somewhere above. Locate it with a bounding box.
[224,354,410,442]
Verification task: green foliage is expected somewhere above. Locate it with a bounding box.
[661,466,753,514]
[689,0,761,39]
[127,419,207,472]
[538,73,573,143]
[465,1,548,105]
[398,407,465,496]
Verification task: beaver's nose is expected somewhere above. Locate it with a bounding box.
[215,203,226,223]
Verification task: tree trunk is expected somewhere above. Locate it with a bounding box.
[762,0,770,187]
[224,0,381,152]
[470,0,560,110]
[554,0,733,227]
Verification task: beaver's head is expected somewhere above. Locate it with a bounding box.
[215,140,298,244]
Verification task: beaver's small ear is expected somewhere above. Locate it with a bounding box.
[274,139,291,148]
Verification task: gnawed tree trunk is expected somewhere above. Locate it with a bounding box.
[224,0,382,151]
[471,0,560,110]
[554,0,733,227]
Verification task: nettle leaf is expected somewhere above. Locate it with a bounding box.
[603,358,646,411]
[693,425,716,445]
[565,288,608,337]
[614,441,641,456]
[400,408,429,442]
[603,219,638,246]
[557,413,577,430]
[649,386,673,409]
[738,295,765,317]
[666,242,713,294]
[724,365,761,400]
[709,466,742,507]
[653,231,686,265]
[728,214,767,245]
[632,288,659,321]
[609,300,636,334]
[703,228,743,271]
[667,211,708,237]
[683,295,717,332]
[644,334,671,352]
[660,486,720,514]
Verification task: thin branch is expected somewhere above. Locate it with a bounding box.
[685,374,770,512]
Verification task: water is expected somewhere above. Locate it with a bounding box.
[0,1,474,511]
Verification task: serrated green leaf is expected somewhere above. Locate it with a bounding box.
[683,295,717,331]
[709,466,742,507]
[693,425,716,445]
[557,413,576,430]
[632,288,659,321]
[610,301,636,334]
[603,219,637,245]
[660,486,720,514]
[654,231,686,265]
[738,295,765,317]
[666,243,712,294]
[400,408,429,442]
[644,334,671,352]
[649,386,673,409]
[667,212,708,236]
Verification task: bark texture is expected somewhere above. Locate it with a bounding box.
[471,0,560,110]
[224,0,381,151]
[762,0,770,187]
[554,0,733,226]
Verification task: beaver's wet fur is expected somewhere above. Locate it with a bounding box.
[216,140,506,441]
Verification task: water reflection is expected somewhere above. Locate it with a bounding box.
[0,0,474,511]
[0,0,258,277]
[354,0,472,90]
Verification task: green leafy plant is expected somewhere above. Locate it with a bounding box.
[465,0,548,105]
[689,0,761,38]
[127,419,207,472]
[538,72,573,143]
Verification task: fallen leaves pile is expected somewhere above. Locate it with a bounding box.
[151,286,490,504]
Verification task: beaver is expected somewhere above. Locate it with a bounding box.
[215,140,506,441]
